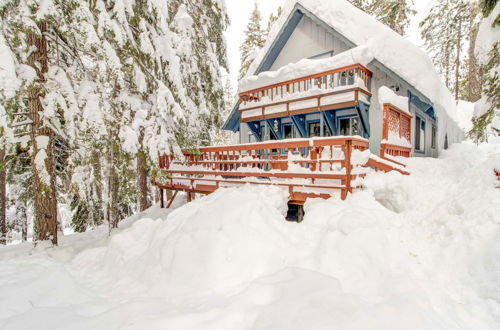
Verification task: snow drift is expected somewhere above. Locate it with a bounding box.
[0,141,499,329]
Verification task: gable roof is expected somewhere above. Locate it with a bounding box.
[224,0,458,132]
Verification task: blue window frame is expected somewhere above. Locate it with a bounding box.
[415,115,425,152]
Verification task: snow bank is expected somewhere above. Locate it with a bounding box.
[239,46,373,92]
[0,141,499,329]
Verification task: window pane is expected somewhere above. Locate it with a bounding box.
[415,117,421,150]
[340,118,350,135]
[284,124,294,139]
[309,122,320,137]
[351,117,361,136]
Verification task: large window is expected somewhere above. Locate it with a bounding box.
[308,121,330,137]
[415,116,425,152]
[339,117,361,136]
[283,124,295,139]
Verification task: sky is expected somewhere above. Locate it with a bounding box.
[223,0,435,92]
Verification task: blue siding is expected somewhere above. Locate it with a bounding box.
[222,9,304,132]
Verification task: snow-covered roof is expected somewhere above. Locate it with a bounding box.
[239,46,372,92]
[243,0,457,121]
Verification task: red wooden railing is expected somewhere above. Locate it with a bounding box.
[239,63,372,102]
[381,103,412,158]
[155,136,408,207]
[157,137,370,204]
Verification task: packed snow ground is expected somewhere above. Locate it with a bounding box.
[0,141,499,330]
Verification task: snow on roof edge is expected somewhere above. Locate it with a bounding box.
[242,0,459,125]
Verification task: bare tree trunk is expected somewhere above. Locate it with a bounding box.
[467,4,482,102]
[109,150,119,228]
[21,206,28,241]
[0,147,6,245]
[137,150,148,212]
[91,150,104,226]
[27,22,58,245]
[454,18,462,101]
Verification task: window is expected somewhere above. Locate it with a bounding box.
[431,125,436,149]
[415,116,425,152]
[308,121,330,137]
[283,124,295,139]
[308,122,321,137]
[339,117,361,136]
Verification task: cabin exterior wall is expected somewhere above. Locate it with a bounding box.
[270,15,351,71]
[367,63,439,157]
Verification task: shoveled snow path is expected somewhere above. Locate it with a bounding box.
[0,141,499,330]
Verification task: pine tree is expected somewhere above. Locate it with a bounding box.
[368,0,416,35]
[468,0,499,143]
[266,6,283,35]
[0,0,229,241]
[347,0,370,10]
[466,2,483,102]
[420,0,470,100]
[239,2,265,80]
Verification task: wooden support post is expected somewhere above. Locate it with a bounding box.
[160,188,164,208]
[344,139,353,195]
[166,190,178,209]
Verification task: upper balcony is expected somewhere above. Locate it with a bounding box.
[238,63,372,123]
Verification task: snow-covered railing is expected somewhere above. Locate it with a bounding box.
[381,103,412,158]
[238,64,372,122]
[155,136,408,206]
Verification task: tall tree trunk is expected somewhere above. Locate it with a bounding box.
[21,205,28,242]
[467,5,482,102]
[137,150,148,212]
[455,18,462,101]
[109,149,119,229]
[91,150,103,226]
[0,147,6,245]
[27,22,58,245]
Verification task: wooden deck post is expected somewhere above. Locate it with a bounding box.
[159,188,164,208]
[344,139,353,195]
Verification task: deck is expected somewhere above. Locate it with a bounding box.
[238,64,372,123]
[154,137,408,209]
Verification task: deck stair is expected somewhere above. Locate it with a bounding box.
[154,137,409,212]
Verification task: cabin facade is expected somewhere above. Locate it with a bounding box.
[223,1,463,159]
[154,0,463,216]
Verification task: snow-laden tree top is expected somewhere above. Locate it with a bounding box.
[243,0,458,122]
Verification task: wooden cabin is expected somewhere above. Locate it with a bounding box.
[223,0,463,158]
[154,0,463,219]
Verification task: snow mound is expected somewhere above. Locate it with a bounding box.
[70,185,292,298]
[0,142,499,329]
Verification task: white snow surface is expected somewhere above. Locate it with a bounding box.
[378,86,410,114]
[1,141,500,329]
[239,46,373,92]
[475,3,500,64]
[244,0,458,121]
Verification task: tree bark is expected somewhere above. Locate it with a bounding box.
[27,22,58,245]
[454,18,462,101]
[0,147,6,245]
[467,5,482,102]
[91,150,104,226]
[137,150,148,212]
[109,150,119,228]
[21,205,27,242]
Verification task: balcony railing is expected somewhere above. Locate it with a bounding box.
[238,64,372,122]
[381,103,413,158]
[155,136,408,206]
